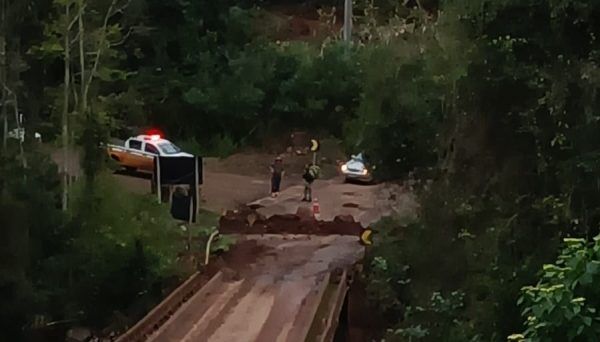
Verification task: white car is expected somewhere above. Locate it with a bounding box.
[341,153,373,183]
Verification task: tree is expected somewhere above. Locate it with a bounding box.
[363,0,600,340]
[0,0,34,166]
[33,0,132,207]
[515,237,600,341]
[1,0,6,152]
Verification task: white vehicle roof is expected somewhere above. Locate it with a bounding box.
[130,134,193,157]
[132,134,172,145]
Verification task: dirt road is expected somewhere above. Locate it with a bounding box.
[49,147,415,222]
[136,178,415,342]
[112,170,417,227]
[110,169,304,213]
[49,147,305,213]
[52,147,416,342]
[147,235,363,342]
[250,179,417,227]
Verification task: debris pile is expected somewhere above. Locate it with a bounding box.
[219,206,364,236]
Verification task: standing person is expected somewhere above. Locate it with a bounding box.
[302,163,320,202]
[270,156,284,197]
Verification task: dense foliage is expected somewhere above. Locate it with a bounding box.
[515,237,600,341]
[0,154,184,340]
[363,0,600,341]
[2,0,600,340]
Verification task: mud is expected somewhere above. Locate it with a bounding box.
[202,239,270,277]
[147,235,364,342]
[219,207,364,236]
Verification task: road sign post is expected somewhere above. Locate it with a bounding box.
[343,0,353,42]
[195,157,200,219]
[154,155,203,223]
[156,157,161,203]
[310,139,320,166]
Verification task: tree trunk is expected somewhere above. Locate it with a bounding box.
[62,4,71,211]
[10,38,26,168]
[10,89,25,168]
[1,0,7,153]
[78,0,86,114]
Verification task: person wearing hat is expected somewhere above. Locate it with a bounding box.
[269,156,285,197]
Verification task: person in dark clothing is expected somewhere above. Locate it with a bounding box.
[302,163,320,202]
[270,157,284,197]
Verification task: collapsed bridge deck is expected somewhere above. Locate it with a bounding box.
[118,234,364,342]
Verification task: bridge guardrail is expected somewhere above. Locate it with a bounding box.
[116,271,222,342]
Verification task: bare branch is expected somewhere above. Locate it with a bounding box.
[109,27,133,47]
[71,72,79,108]
[83,0,117,100]
[113,0,132,15]
[68,4,86,30]
[69,31,81,47]
[1,81,15,98]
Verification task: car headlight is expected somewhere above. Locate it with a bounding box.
[362,169,369,175]
[341,164,348,172]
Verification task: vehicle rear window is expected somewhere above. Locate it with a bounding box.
[158,142,182,155]
[144,143,159,154]
[129,140,142,150]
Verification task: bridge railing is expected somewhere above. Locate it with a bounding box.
[116,271,222,342]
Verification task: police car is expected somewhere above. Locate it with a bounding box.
[106,133,192,172]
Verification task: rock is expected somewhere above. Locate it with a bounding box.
[246,213,257,226]
[223,210,237,219]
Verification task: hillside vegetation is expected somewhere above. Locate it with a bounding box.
[1,0,600,341]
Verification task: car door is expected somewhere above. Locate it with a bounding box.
[125,139,146,169]
[141,142,160,171]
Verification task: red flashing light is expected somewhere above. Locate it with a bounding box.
[145,128,163,140]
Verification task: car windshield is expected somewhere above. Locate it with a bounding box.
[158,142,181,154]
[351,153,365,162]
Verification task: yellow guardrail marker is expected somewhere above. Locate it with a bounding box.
[360,228,373,245]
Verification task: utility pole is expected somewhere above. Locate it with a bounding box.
[343,0,352,42]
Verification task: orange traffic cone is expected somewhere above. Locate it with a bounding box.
[312,198,321,220]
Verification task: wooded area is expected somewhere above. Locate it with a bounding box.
[2,0,600,341]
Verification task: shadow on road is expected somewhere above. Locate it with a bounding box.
[113,169,152,180]
[343,179,375,186]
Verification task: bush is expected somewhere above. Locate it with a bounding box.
[52,173,186,326]
[516,237,600,341]
[343,44,443,180]
[210,134,238,158]
[0,152,65,340]
[179,135,237,158]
